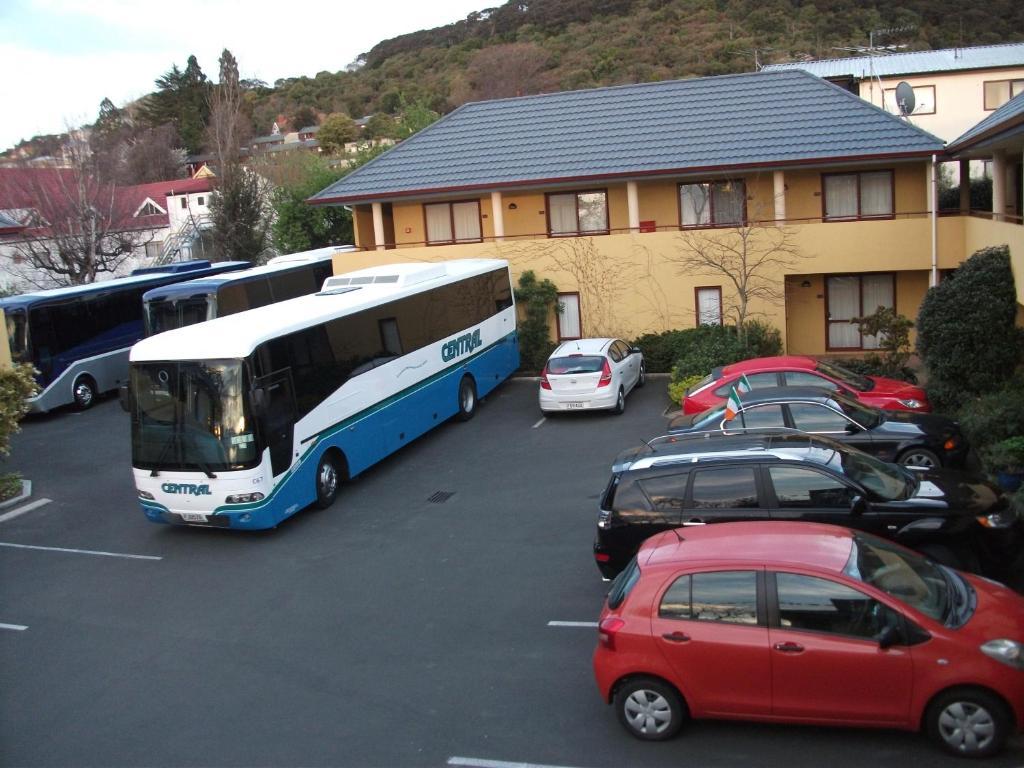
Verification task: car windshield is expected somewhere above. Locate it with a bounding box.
[844,532,962,625]
[816,360,874,392]
[833,393,882,428]
[548,355,605,375]
[838,448,913,500]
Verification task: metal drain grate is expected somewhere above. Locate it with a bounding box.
[428,490,455,504]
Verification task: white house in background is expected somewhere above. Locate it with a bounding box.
[0,171,218,292]
[763,43,1024,144]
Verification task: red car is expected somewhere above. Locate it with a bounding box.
[594,522,1024,758]
[682,356,930,415]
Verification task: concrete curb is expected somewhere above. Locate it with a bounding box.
[0,479,32,510]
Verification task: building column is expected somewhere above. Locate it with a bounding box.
[959,159,971,214]
[491,191,505,241]
[992,150,1007,222]
[626,181,640,233]
[773,171,786,225]
[372,202,385,250]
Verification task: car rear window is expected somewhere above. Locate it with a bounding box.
[608,557,641,609]
[547,355,605,374]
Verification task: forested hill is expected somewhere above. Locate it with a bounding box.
[250,0,1023,131]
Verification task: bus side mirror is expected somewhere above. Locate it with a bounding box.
[850,494,867,515]
[251,387,267,416]
[118,385,132,413]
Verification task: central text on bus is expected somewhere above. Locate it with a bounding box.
[441,329,482,362]
[161,483,213,496]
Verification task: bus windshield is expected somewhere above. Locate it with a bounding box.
[146,298,212,336]
[130,360,259,472]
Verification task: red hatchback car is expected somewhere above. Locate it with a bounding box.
[682,356,931,415]
[594,522,1024,758]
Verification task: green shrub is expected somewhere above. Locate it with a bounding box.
[513,271,559,373]
[633,322,781,376]
[851,307,914,378]
[740,320,784,359]
[667,373,703,407]
[955,379,1024,453]
[985,436,1024,473]
[838,356,918,384]
[631,330,689,373]
[916,245,1022,410]
[0,364,36,458]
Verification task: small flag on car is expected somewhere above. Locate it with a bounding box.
[724,387,742,420]
[737,373,753,394]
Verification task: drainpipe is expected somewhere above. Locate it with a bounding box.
[626,181,640,233]
[491,191,505,241]
[930,154,938,288]
[372,202,385,251]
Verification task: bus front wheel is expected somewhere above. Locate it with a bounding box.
[456,376,477,422]
[314,452,341,509]
[73,375,97,410]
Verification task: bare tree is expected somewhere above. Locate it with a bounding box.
[207,49,270,262]
[667,202,806,339]
[0,138,153,288]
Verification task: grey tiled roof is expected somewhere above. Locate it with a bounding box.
[949,91,1024,150]
[252,135,284,145]
[310,70,943,205]
[762,43,1024,80]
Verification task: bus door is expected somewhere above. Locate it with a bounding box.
[253,369,296,477]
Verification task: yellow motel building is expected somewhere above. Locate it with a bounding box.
[309,69,1024,356]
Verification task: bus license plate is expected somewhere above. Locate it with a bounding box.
[180,512,208,523]
[566,402,584,409]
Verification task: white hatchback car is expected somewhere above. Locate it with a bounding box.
[539,338,645,415]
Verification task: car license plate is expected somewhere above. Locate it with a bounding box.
[566,402,584,409]
[180,512,208,523]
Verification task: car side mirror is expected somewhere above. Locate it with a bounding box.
[845,422,861,434]
[630,346,642,355]
[850,494,867,515]
[876,623,902,650]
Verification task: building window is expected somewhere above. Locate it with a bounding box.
[823,171,893,221]
[695,286,722,326]
[138,202,161,216]
[679,180,745,228]
[557,292,581,340]
[983,79,1024,111]
[424,201,482,245]
[180,197,187,209]
[826,273,895,350]
[197,196,205,207]
[145,240,163,260]
[547,190,608,236]
[883,84,936,115]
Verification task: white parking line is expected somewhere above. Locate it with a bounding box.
[547,621,598,628]
[0,498,52,524]
[0,623,28,631]
[531,417,546,429]
[450,758,591,768]
[0,542,162,561]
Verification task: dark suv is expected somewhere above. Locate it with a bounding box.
[593,432,1022,584]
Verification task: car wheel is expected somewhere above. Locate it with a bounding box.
[899,447,941,469]
[73,375,97,410]
[925,688,1011,758]
[314,452,341,509]
[612,387,626,415]
[614,677,687,741]
[636,362,646,388]
[455,376,477,422]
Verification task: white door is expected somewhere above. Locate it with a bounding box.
[558,293,581,340]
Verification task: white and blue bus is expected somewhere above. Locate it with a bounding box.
[127,259,519,530]
[142,246,353,336]
[1,260,250,412]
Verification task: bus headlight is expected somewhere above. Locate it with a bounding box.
[225,492,265,504]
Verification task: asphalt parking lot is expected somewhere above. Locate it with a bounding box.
[1,378,1022,768]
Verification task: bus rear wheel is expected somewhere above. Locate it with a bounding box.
[314,452,341,509]
[73,375,97,410]
[456,376,477,422]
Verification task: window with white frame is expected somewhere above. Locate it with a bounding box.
[679,181,745,227]
[138,202,161,216]
[424,201,482,244]
[823,171,893,221]
[826,273,894,350]
[547,191,608,236]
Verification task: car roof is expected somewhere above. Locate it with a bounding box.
[639,521,855,573]
[619,431,845,471]
[721,356,816,376]
[550,338,615,356]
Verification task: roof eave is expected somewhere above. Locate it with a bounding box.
[947,114,1024,155]
[307,148,943,206]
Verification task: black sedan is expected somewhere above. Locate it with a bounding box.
[667,386,972,469]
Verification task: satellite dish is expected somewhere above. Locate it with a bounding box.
[894,81,916,116]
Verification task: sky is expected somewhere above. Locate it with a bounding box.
[0,0,490,152]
